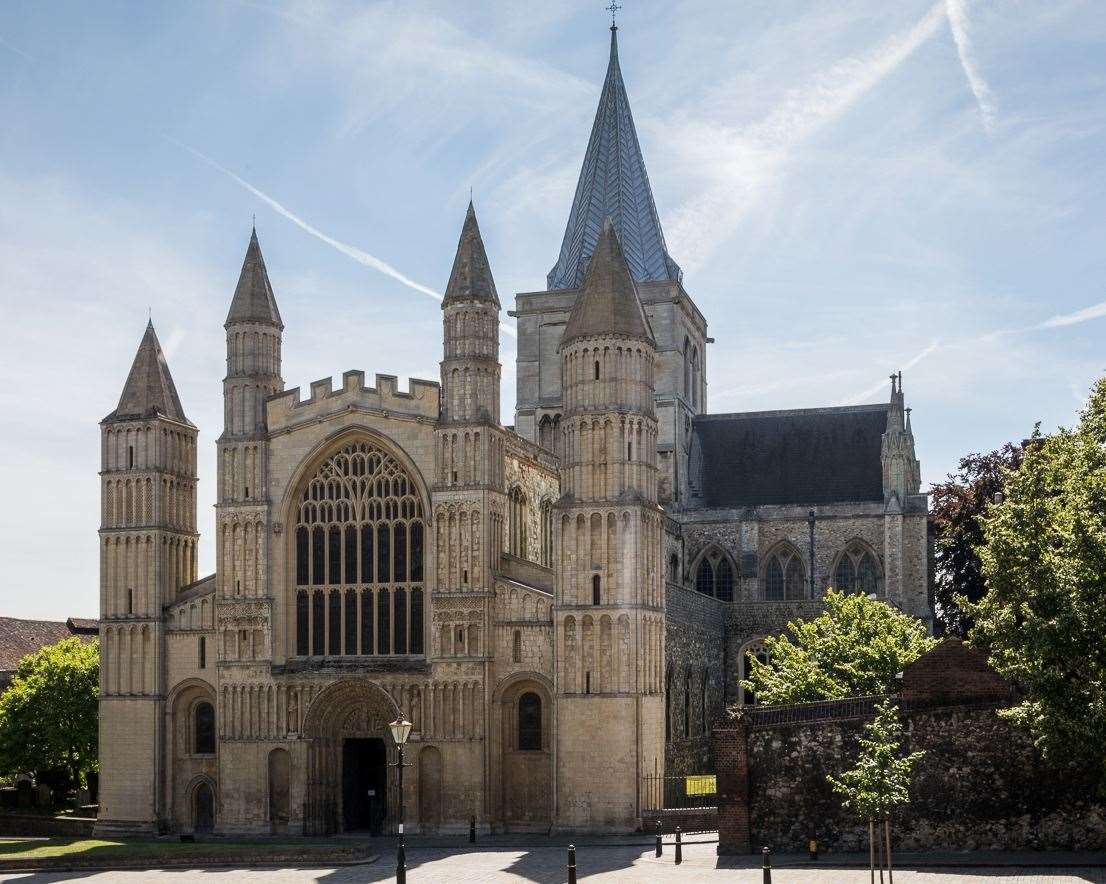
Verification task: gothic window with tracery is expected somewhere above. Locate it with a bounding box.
[693,548,735,601]
[739,639,770,706]
[764,546,806,601]
[292,440,425,657]
[833,543,883,596]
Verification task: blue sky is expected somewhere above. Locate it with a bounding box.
[1,1,1104,620]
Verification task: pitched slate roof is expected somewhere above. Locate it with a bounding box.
[0,616,98,677]
[690,405,890,508]
[103,321,191,425]
[561,218,654,347]
[226,228,282,327]
[443,202,499,307]
[547,27,681,291]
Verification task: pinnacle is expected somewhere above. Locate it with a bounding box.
[226,227,282,328]
[443,202,500,307]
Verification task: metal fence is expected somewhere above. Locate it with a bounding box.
[642,773,717,811]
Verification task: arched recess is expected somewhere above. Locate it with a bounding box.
[281,427,431,661]
[690,546,737,601]
[738,638,770,706]
[831,539,884,596]
[762,542,806,601]
[167,678,216,831]
[301,679,402,835]
[490,672,554,832]
[417,746,443,833]
[187,775,217,833]
[268,748,291,833]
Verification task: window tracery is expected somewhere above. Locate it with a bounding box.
[833,542,883,596]
[764,545,806,600]
[293,440,425,657]
[692,548,735,601]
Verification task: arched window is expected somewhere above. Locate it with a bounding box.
[691,347,700,410]
[540,499,553,567]
[512,629,522,663]
[508,486,527,559]
[693,548,736,601]
[668,554,679,584]
[683,337,692,402]
[833,543,883,596]
[739,640,770,706]
[518,692,542,751]
[764,546,806,600]
[592,574,601,605]
[292,439,426,657]
[198,636,206,669]
[594,360,600,380]
[194,701,215,754]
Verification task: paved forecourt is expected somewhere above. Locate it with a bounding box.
[1,841,1104,883]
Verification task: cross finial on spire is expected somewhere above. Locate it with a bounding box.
[606,0,621,29]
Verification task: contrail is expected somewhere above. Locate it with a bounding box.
[1039,299,1106,330]
[0,34,35,62]
[945,0,997,133]
[168,136,518,338]
[841,338,941,405]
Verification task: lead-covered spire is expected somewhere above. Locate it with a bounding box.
[226,228,282,328]
[105,320,191,425]
[547,26,681,290]
[443,201,500,307]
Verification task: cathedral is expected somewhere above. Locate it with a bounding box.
[96,25,930,836]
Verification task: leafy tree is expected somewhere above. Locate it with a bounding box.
[742,590,936,705]
[966,377,1106,785]
[0,637,99,791]
[929,443,1023,635]
[828,699,925,881]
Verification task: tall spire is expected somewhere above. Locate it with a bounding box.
[547,25,681,290]
[105,320,191,425]
[561,217,654,346]
[443,201,500,307]
[226,228,282,328]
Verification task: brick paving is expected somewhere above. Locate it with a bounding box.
[2,840,1104,883]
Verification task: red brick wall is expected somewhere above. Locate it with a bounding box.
[713,725,750,854]
[899,639,1013,704]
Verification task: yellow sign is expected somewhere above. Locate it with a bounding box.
[685,775,716,796]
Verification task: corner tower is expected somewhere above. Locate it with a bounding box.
[97,321,198,833]
[553,220,665,831]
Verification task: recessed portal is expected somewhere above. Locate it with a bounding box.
[342,737,387,833]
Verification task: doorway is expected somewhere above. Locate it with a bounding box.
[342,737,387,833]
[193,781,215,833]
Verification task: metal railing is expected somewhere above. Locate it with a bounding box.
[642,773,717,811]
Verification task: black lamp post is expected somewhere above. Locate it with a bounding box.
[807,509,816,598]
[389,717,412,884]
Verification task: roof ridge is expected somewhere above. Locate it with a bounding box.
[547,27,680,290]
[696,403,889,421]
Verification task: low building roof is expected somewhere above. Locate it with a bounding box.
[0,616,98,676]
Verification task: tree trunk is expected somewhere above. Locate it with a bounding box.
[869,819,876,884]
[885,817,894,884]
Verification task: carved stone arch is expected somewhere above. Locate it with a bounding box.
[185,774,217,833]
[689,545,737,601]
[761,540,807,601]
[490,671,554,832]
[738,637,772,706]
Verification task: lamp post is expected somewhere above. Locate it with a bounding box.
[389,717,412,884]
[807,509,816,598]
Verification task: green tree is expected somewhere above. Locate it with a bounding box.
[0,637,99,790]
[966,377,1106,785]
[828,699,925,881]
[742,590,936,705]
[929,443,1023,636]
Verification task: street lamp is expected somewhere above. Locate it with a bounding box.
[389,718,412,884]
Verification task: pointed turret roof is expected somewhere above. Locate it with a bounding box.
[547,26,681,291]
[443,202,500,307]
[561,218,654,347]
[104,321,192,425]
[226,228,282,328]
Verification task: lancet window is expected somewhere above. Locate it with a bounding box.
[833,542,883,596]
[693,548,735,601]
[293,440,425,657]
[764,545,806,601]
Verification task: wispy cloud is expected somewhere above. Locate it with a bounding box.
[841,338,941,404]
[665,2,947,271]
[945,0,998,133]
[1039,299,1106,329]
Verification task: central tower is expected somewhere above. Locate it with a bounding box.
[553,219,665,831]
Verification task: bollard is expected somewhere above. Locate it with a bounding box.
[809,837,818,861]
[568,844,577,884]
[469,815,476,844]
[675,826,682,865]
[655,830,662,857]
[762,845,773,884]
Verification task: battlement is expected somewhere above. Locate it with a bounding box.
[267,370,439,432]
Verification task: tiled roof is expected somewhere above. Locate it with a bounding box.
[103,321,191,425]
[0,616,98,674]
[547,27,681,290]
[561,218,654,346]
[690,405,889,507]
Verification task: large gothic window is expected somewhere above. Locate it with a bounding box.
[833,543,883,596]
[293,440,425,657]
[764,546,806,601]
[692,549,735,602]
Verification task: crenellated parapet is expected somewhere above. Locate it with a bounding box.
[267,371,440,434]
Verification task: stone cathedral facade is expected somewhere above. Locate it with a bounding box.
[96,26,930,837]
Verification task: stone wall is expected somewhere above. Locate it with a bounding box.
[715,642,1106,854]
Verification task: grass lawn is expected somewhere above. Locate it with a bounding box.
[0,837,371,865]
